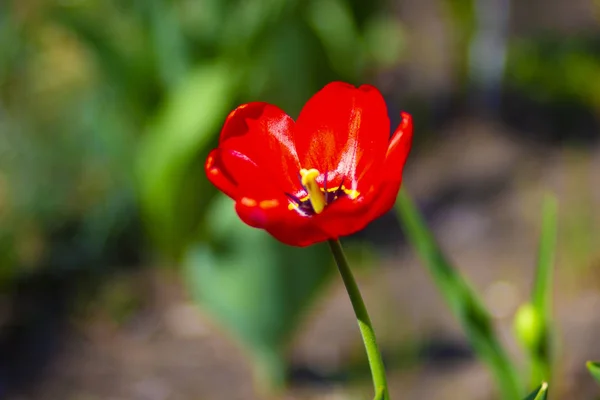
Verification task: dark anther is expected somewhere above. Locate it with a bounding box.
[285,192,301,205]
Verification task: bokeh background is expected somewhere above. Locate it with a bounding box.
[0,0,599,399]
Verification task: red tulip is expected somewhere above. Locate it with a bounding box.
[205,82,413,247]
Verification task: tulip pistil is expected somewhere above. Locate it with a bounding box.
[286,170,360,216]
[300,168,326,214]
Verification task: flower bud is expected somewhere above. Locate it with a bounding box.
[514,303,544,352]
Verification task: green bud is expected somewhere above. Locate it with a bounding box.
[514,303,544,351]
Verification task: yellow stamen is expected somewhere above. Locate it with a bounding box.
[300,168,326,214]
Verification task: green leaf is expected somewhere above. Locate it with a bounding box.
[184,195,333,390]
[533,195,558,318]
[441,0,476,84]
[50,5,154,107]
[250,18,324,112]
[305,0,365,79]
[505,37,600,108]
[524,195,558,384]
[136,62,240,257]
[395,189,521,400]
[363,16,407,68]
[218,0,289,56]
[523,382,549,400]
[587,361,600,384]
[145,0,191,88]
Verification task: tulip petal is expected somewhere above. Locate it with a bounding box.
[309,112,413,238]
[236,198,329,247]
[220,102,302,194]
[315,189,379,239]
[206,148,329,247]
[368,111,413,220]
[205,82,413,247]
[294,82,390,191]
[233,181,330,247]
[205,148,258,199]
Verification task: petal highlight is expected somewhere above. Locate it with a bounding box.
[220,102,302,194]
[207,148,330,246]
[294,82,390,191]
[205,82,414,247]
[205,148,260,199]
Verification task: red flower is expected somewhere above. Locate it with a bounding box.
[205,82,413,247]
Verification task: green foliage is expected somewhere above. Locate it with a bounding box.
[396,190,561,399]
[587,361,600,385]
[184,195,332,389]
[530,196,558,384]
[0,0,587,397]
[306,0,365,79]
[532,196,559,319]
[0,1,406,388]
[394,189,522,400]
[506,36,600,108]
[514,196,558,386]
[442,0,476,85]
[0,0,407,272]
[523,383,549,400]
[137,62,241,256]
[362,16,406,69]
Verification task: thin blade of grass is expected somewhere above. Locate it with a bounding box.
[586,361,600,385]
[523,382,549,400]
[533,195,558,318]
[528,195,558,385]
[395,189,522,400]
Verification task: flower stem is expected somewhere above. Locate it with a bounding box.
[328,239,390,400]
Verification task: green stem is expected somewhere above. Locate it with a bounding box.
[328,239,390,400]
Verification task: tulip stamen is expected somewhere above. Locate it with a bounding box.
[285,192,301,205]
[300,168,327,214]
[287,172,359,215]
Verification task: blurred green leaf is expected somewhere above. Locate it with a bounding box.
[395,189,521,400]
[523,382,548,400]
[177,0,227,45]
[506,37,600,108]
[527,195,558,384]
[50,5,155,108]
[442,0,476,84]
[218,0,289,56]
[305,0,364,79]
[251,18,331,112]
[137,62,240,257]
[533,195,558,320]
[515,196,558,386]
[0,3,22,84]
[363,16,406,69]
[587,361,600,384]
[184,195,332,389]
[145,0,190,88]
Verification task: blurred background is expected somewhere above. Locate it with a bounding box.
[0,0,599,399]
